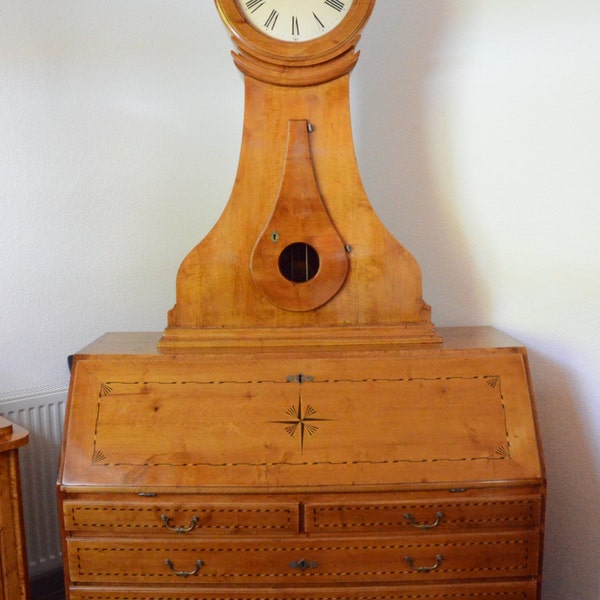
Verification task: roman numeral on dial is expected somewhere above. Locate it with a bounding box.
[265,9,279,30]
[324,0,346,12]
[239,0,353,42]
[245,0,265,12]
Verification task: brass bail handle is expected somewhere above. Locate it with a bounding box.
[404,554,444,573]
[404,511,445,530]
[161,514,200,533]
[164,558,204,578]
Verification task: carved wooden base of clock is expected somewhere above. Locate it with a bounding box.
[158,75,440,352]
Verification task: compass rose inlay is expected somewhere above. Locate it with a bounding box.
[271,374,331,452]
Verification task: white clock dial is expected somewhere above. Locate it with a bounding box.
[238,0,355,42]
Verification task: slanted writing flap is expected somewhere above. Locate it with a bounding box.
[60,348,542,491]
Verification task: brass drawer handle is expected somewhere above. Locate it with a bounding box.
[164,558,203,578]
[404,511,445,530]
[161,514,200,533]
[289,558,319,572]
[404,554,444,573]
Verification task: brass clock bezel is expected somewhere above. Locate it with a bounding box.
[215,0,375,67]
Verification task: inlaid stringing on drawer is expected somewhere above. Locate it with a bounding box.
[66,580,539,600]
[63,500,300,535]
[304,495,542,533]
[67,531,540,585]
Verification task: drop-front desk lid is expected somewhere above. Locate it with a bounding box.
[58,328,543,493]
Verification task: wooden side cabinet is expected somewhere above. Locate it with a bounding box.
[0,416,29,600]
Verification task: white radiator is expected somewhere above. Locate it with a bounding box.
[0,385,67,577]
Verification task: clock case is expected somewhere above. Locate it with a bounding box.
[160,0,439,351]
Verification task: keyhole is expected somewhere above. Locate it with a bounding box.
[279,243,320,283]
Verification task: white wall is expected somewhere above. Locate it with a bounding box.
[1,1,598,597]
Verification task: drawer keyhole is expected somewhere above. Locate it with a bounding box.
[289,558,319,572]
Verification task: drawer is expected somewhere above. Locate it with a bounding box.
[67,581,539,599]
[67,530,540,585]
[304,494,542,533]
[63,499,300,535]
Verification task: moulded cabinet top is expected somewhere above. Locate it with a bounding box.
[0,416,28,452]
[74,327,526,358]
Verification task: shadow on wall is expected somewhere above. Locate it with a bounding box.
[354,1,489,325]
[528,347,599,600]
[356,3,599,599]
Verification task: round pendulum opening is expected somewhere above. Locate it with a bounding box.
[278,242,320,283]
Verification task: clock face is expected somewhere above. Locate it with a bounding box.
[237,0,355,42]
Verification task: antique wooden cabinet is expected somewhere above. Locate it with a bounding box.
[58,328,544,599]
[0,416,29,600]
[58,1,544,598]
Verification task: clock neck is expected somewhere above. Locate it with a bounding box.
[238,75,363,213]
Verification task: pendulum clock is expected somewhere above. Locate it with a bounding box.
[58,2,545,598]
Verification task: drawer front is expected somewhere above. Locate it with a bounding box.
[67,531,540,585]
[63,500,300,535]
[68,581,539,600]
[304,495,542,534]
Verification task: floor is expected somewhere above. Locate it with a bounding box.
[30,569,65,600]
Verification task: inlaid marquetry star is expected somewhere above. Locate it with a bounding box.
[271,397,331,452]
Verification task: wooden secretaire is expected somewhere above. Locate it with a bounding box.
[58,1,544,598]
[58,327,544,599]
